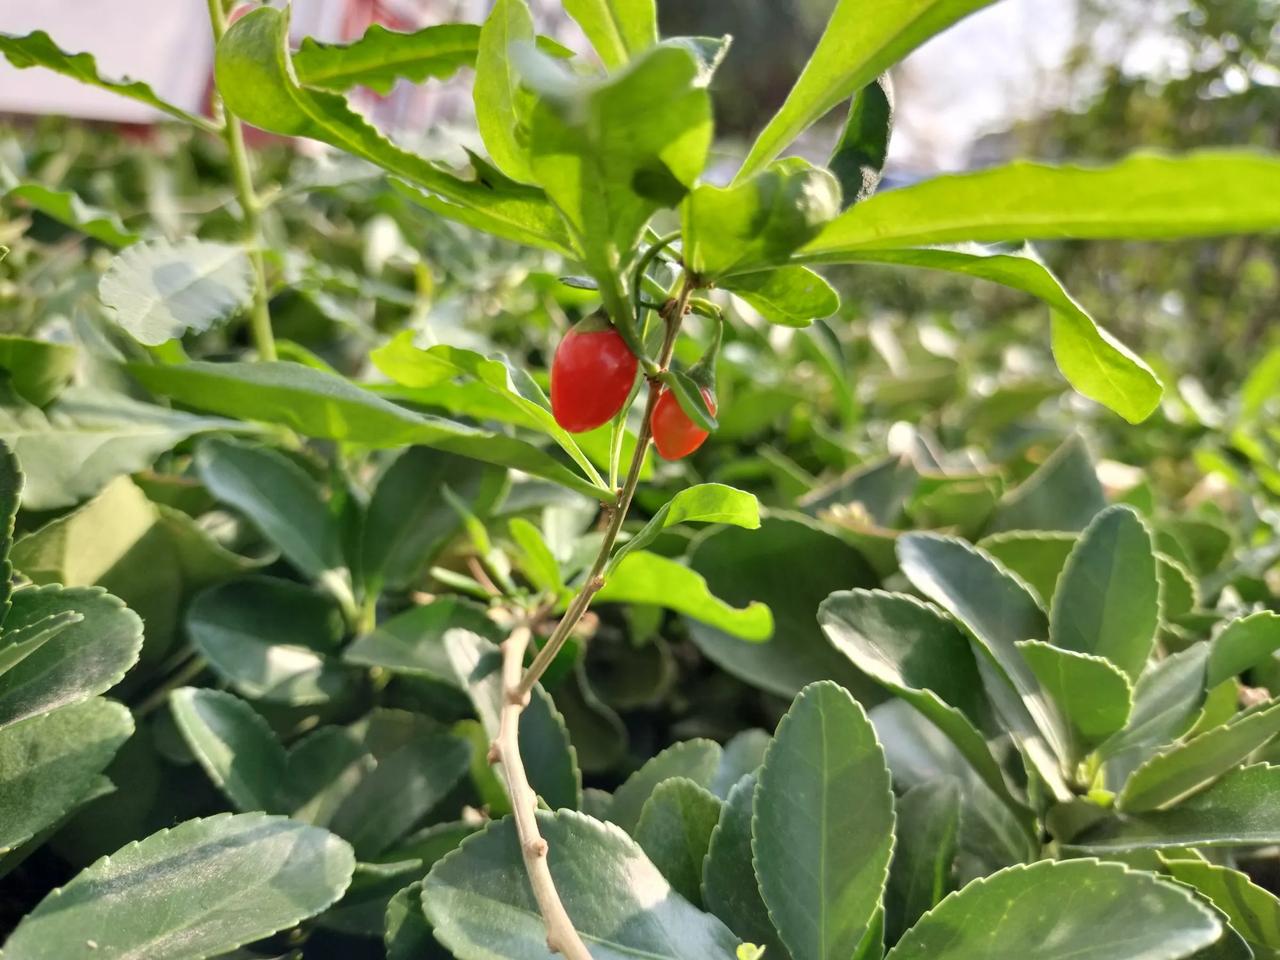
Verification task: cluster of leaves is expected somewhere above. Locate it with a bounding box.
[0,0,1278,958]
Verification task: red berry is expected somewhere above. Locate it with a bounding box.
[550,319,638,433]
[651,386,716,460]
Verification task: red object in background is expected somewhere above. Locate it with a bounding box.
[550,318,639,434]
[651,386,715,460]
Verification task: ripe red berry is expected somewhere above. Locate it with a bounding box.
[651,386,716,460]
[550,317,638,433]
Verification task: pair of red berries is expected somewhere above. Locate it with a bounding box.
[550,318,714,460]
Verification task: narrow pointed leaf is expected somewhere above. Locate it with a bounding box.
[563,0,657,68]
[293,22,480,94]
[829,74,893,207]
[474,0,536,183]
[3,182,138,247]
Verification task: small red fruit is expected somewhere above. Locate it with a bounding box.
[550,317,638,433]
[651,386,716,460]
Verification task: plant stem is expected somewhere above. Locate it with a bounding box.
[491,625,593,960]
[204,0,277,362]
[516,277,694,700]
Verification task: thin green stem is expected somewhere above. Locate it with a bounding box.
[205,0,277,362]
[516,276,695,700]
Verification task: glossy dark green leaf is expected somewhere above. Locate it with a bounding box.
[0,30,215,129]
[328,734,471,859]
[130,361,610,499]
[444,629,581,811]
[1051,505,1159,680]
[683,160,841,279]
[608,738,721,834]
[976,531,1076,607]
[829,74,893,207]
[187,577,356,705]
[804,150,1280,251]
[422,810,740,960]
[563,0,657,68]
[897,533,1072,796]
[635,776,723,906]
[1119,700,1280,813]
[169,686,286,814]
[1165,859,1280,957]
[702,774,789,958]
[884,859,1220,960]
[819,589,1027,821]
[755,681,895,960]
[1016,640,1133,750]
[99,239,253,346]
[596,551,773,640]
[2,813,356,959]
[0,698,132,852]
[722,267,840,327]
[0,586,142,730]
[0,337,76,408]
[293,22,480,93]
[686,517,882,699]
[0,386,251,510]
[885,779,961,944]
[737,0,998,179]
[1207,612,1280,689]
[283,726,375,826]
[1075,765,1280,852]
[217,8,575,255]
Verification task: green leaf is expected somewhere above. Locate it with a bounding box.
[423,810,740,960]
[1207,612,1280,689]
[0,612,80,679]
[196,437,344,587]
[1074,765,1280,852]
[187,577,356,705]
[686,517,882,699]
[129,360,611,499]
[0,336,76,408]
[217,7,575,255]
[2,813,356,959]
[755,681,895,960]
[0,386,252,510]
[1119,700,1280,813]
[444,629,581,811]
[884,859,1220,960]
[371,332,603,489]
[736,0,998,180]
[988,434,1106,534]
[662,369,718,431]
[345,597,501,692]
[710,730,771,799]
[1098,645,1209,773]
[363,446,505,593]
[976,531,1076,607]
[385,881,440,960]
[683,160,842,279]
[803,150,1280,251]
[0,30,216,130]
[563,0,657,68]
[99,239,252,346]
[897,534,1072,796]
[509,517,564,595]
[0,439,16,622]
[1050,505,1158,681]
[1164,860,1280,957]
[797,245,1162,423]
[293,22,480,94]
[702,773,789,958]
[1015,640,1133,749]
[474,0,536,184]
[885,779,961,944]
[283,727,374,826]
[169,686,287,814]
[829,74,894,207]
[608,482,760,575]
[0,698,132,852]
[2,182,138,247]
[819,589,1029,823]
[635,777,723,905]
[608,738,721,834]
[519,43,711,321]
[0,586,141,730]
[722,267,840,327]
[595,551,773,641]
[328,734,471,859]
[1158,554,1199,623]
